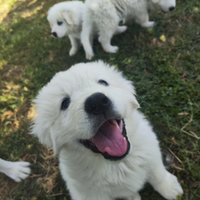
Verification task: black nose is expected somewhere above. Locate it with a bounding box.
[169,6,175,11]
[52,32,58,38]
[85,93,110,115]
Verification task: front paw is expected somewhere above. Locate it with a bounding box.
[104,45,119,53]
[156,172,183,200]
[86,52,94,60]
[69,47,78,56]
[141,21,155,28]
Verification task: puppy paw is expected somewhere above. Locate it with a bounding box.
[141,21,155,28]
[5,161,31,182]
[69,48,78,56]
[115,26,127,34]
[86,52,94,60]
[104,45,119,53]
[156,172,183,200]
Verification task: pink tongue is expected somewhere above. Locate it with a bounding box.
[92,120,127,157]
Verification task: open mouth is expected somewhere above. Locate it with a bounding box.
[80,119,130,161]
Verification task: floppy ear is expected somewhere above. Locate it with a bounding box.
[31,117,62,155]
[49,127,62,155]
[31,114,53,147]
[61,10,75,25]
[31,108,63,155]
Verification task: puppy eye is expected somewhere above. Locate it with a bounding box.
[61,98,70,110]
[98,79,108,86]
[57,21,63,26]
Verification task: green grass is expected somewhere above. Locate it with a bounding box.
[0,0,200,199]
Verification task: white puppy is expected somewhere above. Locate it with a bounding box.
[47,1,85,56]
[81,0,176,59]
[31,61,183,200]
[0,158,31,182]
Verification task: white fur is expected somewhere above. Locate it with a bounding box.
[0,158,31,182]
[47,1,85,56]
[31,61,183,200]
[81,0,176,59]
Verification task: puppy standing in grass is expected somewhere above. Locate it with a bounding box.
[31,61,183,200]
[47,1,127,58]
[81,0,176,60]
[47,1,85,56]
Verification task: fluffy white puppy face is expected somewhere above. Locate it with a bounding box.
[47,2,82,38]
[31,61,139,161]
[153,0,176,12]
[48,16,68,38]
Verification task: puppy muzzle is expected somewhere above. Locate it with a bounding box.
[80,93,130,161]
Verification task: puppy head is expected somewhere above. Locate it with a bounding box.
[31,61,139,161]
[47,2,83,38]
[152,0,176,12]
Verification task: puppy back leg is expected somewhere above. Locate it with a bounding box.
[148,157,183,199]
[68,35,81,56]
[114,26,127,35]
[98,7,122,54]
[81,21,94,60]
[98,26,119,54]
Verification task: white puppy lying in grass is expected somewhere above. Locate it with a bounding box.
[81,0,176,60]
[0,158,30,182]
[47,1,85,56]
[31,61,183,200]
